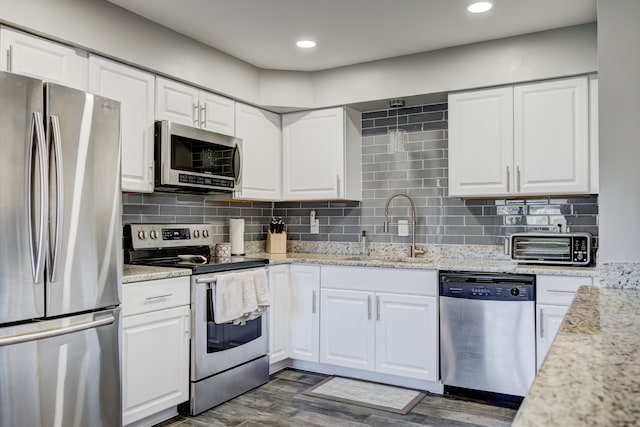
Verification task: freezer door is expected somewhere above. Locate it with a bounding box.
[0,308,122,427]
[45,83,121,317]
[0,71,46,323]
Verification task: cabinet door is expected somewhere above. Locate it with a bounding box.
[200,90,235,135]
[375,293,438,381]
[0,27,87,90]
[89,56,155,193]
[122,305,190,425]
[282,107,344,200]
[235,103,282,200]
[155,77,199,127]
[536,304,569,372]
[320,289,375,371]
[448,87,514,197]
[268,265,290,364]
[288,265,320,362]
[514,77,589,195]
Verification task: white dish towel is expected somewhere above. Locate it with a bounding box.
[213,269,270,324]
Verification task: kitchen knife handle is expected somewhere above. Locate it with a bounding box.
[49,115,64,283]
[27,111,47,284]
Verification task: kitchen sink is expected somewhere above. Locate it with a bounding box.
[342,256,429,263]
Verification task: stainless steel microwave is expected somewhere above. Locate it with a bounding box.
[154,120,242,193]
[509,232,593,266]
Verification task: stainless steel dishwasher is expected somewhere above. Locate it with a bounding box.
[439,271,536,405]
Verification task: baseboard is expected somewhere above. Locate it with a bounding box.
[124,406,178,427]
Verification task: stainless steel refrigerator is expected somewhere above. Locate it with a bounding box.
[0,71,122,427]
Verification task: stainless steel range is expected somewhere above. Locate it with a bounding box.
[124,223,270,415]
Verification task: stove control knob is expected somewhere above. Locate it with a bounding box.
[510,287,520,297]
[137,230,146,240]
[203,230,209,238]
[149,230,158,239]
[193,230,200,238]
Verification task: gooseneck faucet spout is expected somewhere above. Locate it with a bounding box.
[383,193,425,258]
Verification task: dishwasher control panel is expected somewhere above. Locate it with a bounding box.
[439,271,535,301]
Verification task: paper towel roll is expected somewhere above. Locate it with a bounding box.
[229,218,245,255]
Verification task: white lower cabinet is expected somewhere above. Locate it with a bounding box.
[536,275,593,371]
[288,265,321,362]
[320,266,438,382]
[320,289,375,370]
[122,276,190,426]
[375,293,437,380]
[268,265,290,364]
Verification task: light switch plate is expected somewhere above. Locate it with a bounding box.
[398,219,409,237]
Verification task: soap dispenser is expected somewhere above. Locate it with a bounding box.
[360,230,370,256]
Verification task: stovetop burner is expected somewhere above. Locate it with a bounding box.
[124,224,268,274]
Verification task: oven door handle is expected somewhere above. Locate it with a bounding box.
[196,277,218,285]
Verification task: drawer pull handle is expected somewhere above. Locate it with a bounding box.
[546,289,576,294]
[145,293,173,301]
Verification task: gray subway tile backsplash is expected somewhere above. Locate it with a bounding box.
[122,101,598,247]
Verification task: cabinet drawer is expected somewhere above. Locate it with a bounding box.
[321,265,438,296]
[123,276,190,316]
[536,275,592,305]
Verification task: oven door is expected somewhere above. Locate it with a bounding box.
[157,120,242,192]
[191,270,268,381]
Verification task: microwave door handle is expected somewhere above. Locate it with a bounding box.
[233,142,242,185]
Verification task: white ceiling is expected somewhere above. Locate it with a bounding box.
[107,0,596,72]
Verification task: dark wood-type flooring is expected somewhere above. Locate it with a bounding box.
[157,369,516,427]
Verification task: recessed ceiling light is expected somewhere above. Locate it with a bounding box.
[467,1,493,13]
[296,40,316,49]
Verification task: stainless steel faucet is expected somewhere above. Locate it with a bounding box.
[383,193,425,258]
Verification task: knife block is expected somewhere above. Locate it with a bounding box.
[266,230,287,254]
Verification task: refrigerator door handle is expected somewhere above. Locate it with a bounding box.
[27,111,47,284]
[49,115,64,282]
[0,313,115,347]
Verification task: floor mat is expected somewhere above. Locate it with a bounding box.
[303,376,426,415]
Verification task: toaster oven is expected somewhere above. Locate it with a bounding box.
[509,232,593,266]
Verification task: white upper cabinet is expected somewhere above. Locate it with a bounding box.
[155,77,235,135]
[234,103,282,200]
[514,77,589,195]
[200,90,235,136]
[449,87,514,196]
[282,107,361,201]
[449,76,593,197]
[0,27,88,91]
[89,56,155,193]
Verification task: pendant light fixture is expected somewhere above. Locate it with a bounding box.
[388,98,407,153]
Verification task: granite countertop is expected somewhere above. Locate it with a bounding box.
[259,252,597,277]
[122,264,192,283]
[122,252,597,282]
[513,286,640,426]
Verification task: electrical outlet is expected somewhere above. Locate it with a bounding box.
[398,219,409,237]
[550,216,567,233]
